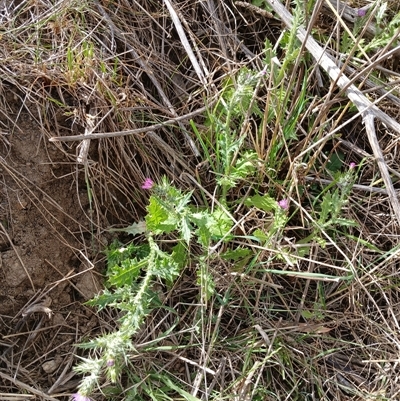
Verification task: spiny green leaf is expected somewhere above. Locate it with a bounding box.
[151,374,202,401]
[109,221,147,236]
[326,152,344,173]
[251,0,266,7]
[345,235,383,253]
[192,208,232,246]
[175,191,193,212]
[252,229,269,243]
[319,191,335,223]
[197,259,215,303]
[244,194,277,212]
[171,242,188,268]
[146,196,176,234]
[107,257,147,287]
[106,242,143,270]
[274,209,289,230]
[207,207,233,238]
[181,216,192,244]
[334,218,357,227]
[228,150,258,184]
[86,288,124,309]
[191,211,211,246]
[153,253,181,284]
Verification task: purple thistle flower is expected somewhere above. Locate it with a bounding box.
[141,178,154,190]
[72,394,92,401]
[278,198,289,210]
[349,162,356,169]
[357,8,366,17]
[106,359,115,367]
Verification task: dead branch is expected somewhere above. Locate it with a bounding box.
[49,102,215,142]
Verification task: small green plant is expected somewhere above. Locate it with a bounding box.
[193,67,262,202]
[291,162,359,261]
[315,165,358,230]
[65,40,96,86]
[362,3,400,53]
[338,2,400,58]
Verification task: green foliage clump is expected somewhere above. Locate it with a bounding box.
[74,59,362,399]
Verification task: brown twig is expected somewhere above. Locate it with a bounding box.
[49,102,216,142]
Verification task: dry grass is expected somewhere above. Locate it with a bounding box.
[1,0,400,400]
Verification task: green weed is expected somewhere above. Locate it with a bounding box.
[72,24,371,397]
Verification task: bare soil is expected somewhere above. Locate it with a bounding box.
[0,86,106,398]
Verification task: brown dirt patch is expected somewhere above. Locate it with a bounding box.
[0,86,107,398]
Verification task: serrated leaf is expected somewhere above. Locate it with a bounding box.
[153,252,181,285]
[274,210,288,230]
[296,244,311,258]
[191,211,212,246]
[195,224,212,247]
[326,152,344,173]
[105,242,140,270]
[319,192,334,223]
[181,216,192,244]
[334,218,357,227]
[110,221,147,236]
[176,191,193,212]
[86,289,122,309]
[146,196,176,233]
[207,208,233,238]
[152,374,202,401]
[192,208,232,246]
[228,151,258,185]
[171,242,188,268]
[197,267,215,303]
[244,194,277,212]
[252,0,266,7]
[216,175,237,190]
[87,284,140,310]
[301,310,314,319]
[252,228,268,242]
[108,257,147,287]
[345,235,383,253]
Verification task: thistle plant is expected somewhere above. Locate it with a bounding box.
[70,53,370,398]
[196,67,262,201]
[360,4,400,54]
[294,162,359,257]
[72,176,231,396]
[73,166,296,399]
[314,163,358,232]
[244,193,290,245]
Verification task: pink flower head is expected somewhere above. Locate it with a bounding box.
[72,394,92,401]
[141,178,154,190]
[349,162,356,169]
[278,198,289,210]
[357,8,366,17]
